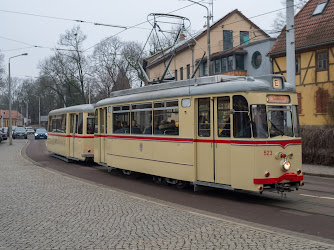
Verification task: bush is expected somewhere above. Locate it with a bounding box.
[301,126,334,166]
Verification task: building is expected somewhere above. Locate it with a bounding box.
[268,0,334,126]
[0,110,24,127]
[145,9,271,82]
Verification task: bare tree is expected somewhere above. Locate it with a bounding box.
[122,41,146,88]
[39,26,89,107]
[0,53,5,90]
[271,0,308,34]
[90,37,123,99]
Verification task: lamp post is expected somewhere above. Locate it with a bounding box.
[8,53,28,145]
[31,94,41,127]
[186,0,211,76]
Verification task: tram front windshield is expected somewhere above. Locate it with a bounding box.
[251,105,300,138]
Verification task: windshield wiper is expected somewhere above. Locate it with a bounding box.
[270,121,284,136]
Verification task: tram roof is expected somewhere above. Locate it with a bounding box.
[96,75,295,107]
[49,104,95,115]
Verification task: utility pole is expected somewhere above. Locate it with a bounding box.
[187,0,211,76]
[286,0,295,87]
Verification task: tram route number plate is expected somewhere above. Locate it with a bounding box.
[264,150,272,156]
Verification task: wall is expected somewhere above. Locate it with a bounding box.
[243,38,276,77]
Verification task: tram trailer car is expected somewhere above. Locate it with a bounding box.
[47,104,95,162]
[93,75,303,193]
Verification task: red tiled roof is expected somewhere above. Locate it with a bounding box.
[268,0,334,55]
[0,110,24,119]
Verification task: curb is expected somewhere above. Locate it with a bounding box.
[303,172,334,178]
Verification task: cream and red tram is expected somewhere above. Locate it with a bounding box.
[47,104,95,162]
[93,75,303,193]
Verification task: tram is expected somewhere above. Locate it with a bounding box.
[47,104,95,162]
[92,75,303,193]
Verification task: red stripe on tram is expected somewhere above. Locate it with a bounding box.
[93,135,301,147]
[254,173,304,184]
[48,133,94,138]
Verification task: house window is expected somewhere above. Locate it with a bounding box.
[316,51,328,71]
[297,93,302,114]
[240,31,249,45]
[215,59,221,74]
[235,55,244,70]
[187,64,190,79]
[316,88,329,113]
[221,57,227,72]
[312,1,327,16]
[203,62,208,76]
[295,55,301,75]
[252,51,262,69]
[227,56,233,71]
[180,67,183,80]
[223,30,233,51]
[174,69,177,81]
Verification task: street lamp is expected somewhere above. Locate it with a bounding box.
[31,94,41,127]
[8,53,28,145]
[186,0,211,76]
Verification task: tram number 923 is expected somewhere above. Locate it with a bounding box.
[264,150,272,156]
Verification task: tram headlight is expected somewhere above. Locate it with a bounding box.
[282,161,291,171]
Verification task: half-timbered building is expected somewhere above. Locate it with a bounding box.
[268,0,334,126]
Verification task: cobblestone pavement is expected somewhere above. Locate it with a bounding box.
[1,140,333,250]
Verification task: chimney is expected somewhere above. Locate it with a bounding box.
[203,21,207,28]
[179,33,185,41]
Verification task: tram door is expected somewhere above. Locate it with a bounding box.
[69,113,77,158]
[99,108,107,163]
[196,98,215,182]
[196,97,231,184]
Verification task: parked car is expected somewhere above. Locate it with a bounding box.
[0,133,2,143]
[0,128,7,140]
[12,127,27,139]
[34,128,47,140]
[25,127,35,134]
[2,127,9,137]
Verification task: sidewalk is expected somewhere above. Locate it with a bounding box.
[1,140,334,249]
[303,164,334,178]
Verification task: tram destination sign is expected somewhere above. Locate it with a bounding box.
[266,95,290,104]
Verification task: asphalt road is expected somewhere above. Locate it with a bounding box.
[25,136,334,241]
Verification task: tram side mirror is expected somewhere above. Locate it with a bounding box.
[230,109,235,114]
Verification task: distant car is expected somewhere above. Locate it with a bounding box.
[12,127,27,139]
[25,127,35,134]
[0,133,2,143]
[34,128,47,140]
[2,127,9,137]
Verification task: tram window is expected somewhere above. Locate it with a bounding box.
[94,110,98,133]
[198,98,210,137]
[217,97,230,137]
[50,114,66,133]
[113,106,130,134]
[132,103,152,135]
[292,106,301,137]
[70,114,75,134]
[251,105,268,138]
[233,95,251,138]
[268,106,293,138]
[153,100,179,136]
[100,109,105,134]
[76,113,83,134]
[87,118,94,134]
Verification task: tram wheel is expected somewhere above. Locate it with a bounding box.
[176,181,189,189]
[122,169,132,176]
[153,176,163,184]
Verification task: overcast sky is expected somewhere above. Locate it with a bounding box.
[0,0,283,79]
